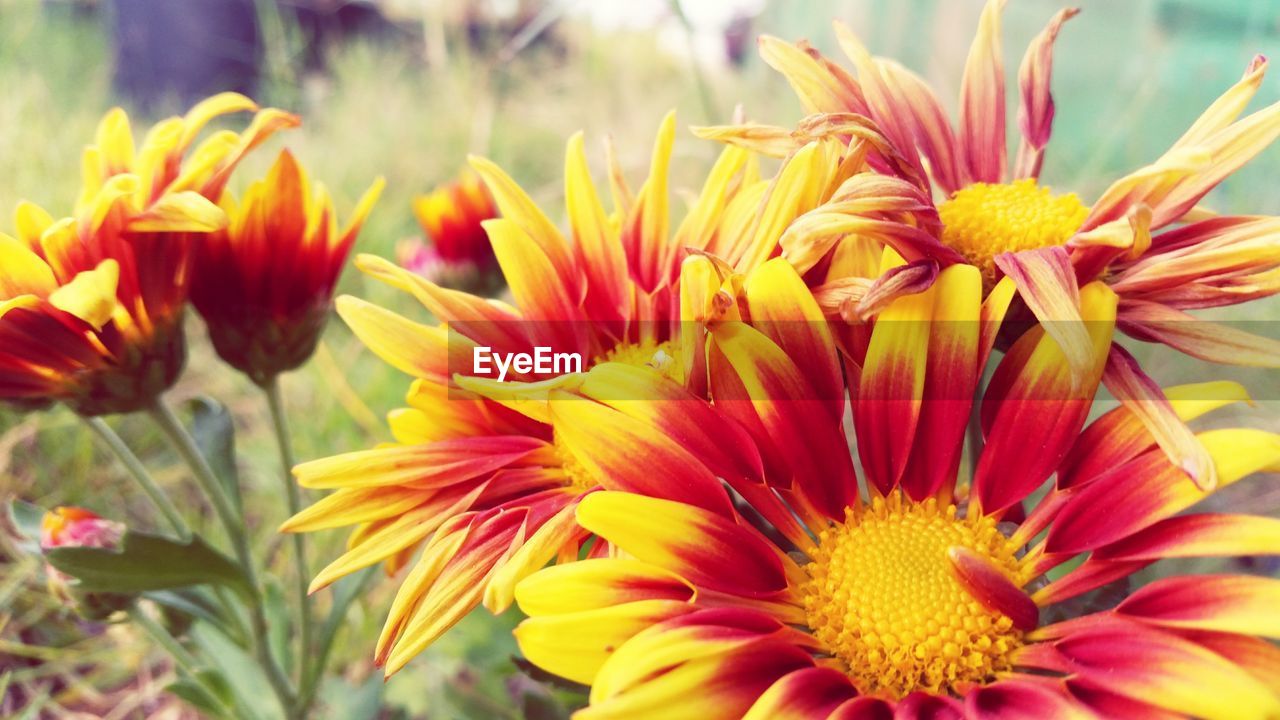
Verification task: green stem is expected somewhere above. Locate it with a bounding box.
[669,0,717,123]
[129,605,236,718]
[299,566,376,711]
[83,416,191,540]
[264,376,313,712]
[146,397,298,718]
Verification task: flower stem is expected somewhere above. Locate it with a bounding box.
[129,604,236,718]
[146,397,298,718]
[299,565,377,712]
[263,376,313,712]
[82,416,191,541]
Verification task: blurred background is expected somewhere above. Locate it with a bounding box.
[1,0,1278,717]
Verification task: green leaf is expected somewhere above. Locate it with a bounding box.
[8,499,45,551]
[46,531,252,600]
[320,674,384,720]
[188,396,242,512]
[311,566,376,682]
[146,588,240,641]
[263,577,294,679]
[167,669,236,719]
[191,622,286,720]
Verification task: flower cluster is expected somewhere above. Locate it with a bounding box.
[12,2,1280,718]
[284,2,1280,718]
[0,93,384,410]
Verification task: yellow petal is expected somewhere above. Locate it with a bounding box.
[514,600,693,686]
[129,190,227,232]
[93,107,136,174]
[336,295,458,380]
[48,260,120,329]
[468,154,576,282]
[178,91,259,151]
[0,233,56,299]
[13,201,54,248]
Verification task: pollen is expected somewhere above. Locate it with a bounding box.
[801,493,1024,698]
[595,340,684,384]
[938,179,1088,284]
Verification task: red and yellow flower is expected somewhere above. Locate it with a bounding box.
[759,1,1280,333]
[190,149,383,385]
[512,257,1280,719]
[284,111,912,675]
[710,0,1280,488]
[0,94,297,415]
[397,168,499,287]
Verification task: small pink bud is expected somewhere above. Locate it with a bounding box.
[40,506,125,550]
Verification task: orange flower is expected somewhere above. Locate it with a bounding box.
[0,94,297,414]
[190,150,383,385]
[513,258,1280,719]
[399,169,499,285]
[711,1,1280,488]
[283,111,895,675]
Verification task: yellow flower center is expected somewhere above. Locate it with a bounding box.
[801,494,1024,698]
[595,340,684,384]
[938,179,1087,282]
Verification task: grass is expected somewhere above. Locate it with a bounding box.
[1,0,1278,717]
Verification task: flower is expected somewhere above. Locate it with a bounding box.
[759,1,1280,331]
[41,506,125,551]
[40,506,126,608]
[0,94,298,414]
[511,258,1280,718]
[714,0,1280,488]
[190,150,383,385]
[284,111,894,675]
[397,169,499,288]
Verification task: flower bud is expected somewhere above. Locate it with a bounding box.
[401,169,500,291]
[40,507,130,616]
[191,150,383,385]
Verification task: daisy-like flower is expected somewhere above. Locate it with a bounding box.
[711,1,1280,487]
[512,257,1280,719]
[396,168,500,288]
[190,150,383,385]
[0,94,297,415]
[283,112,912,675]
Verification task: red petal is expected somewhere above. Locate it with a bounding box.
[1012,8,1079,179]
[966,679,1092,720]
[949,546,1038,631]
[743,667,857,719]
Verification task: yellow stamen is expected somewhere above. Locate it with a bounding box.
[938,179,1087,282]
[595,339,684,384]
[801,493,1024,698]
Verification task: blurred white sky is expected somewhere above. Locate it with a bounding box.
[574,0,767,67]
[575,0,765,30]
[389,0,769,67]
